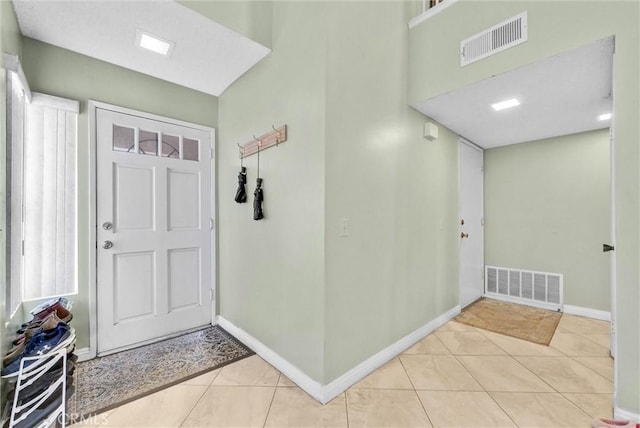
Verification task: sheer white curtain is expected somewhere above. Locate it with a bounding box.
[22,93,78,300]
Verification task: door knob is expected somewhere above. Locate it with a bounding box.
[103,222,113,231]
[103,240,114,249]
[461,232,469,239]
[603,244,615,252]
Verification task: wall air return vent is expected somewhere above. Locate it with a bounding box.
[485,265,562,311]
[460,12,528,67]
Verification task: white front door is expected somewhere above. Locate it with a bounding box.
[96,108,213,354]
[459,139,484,309]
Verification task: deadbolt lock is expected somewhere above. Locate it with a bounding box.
[103,222,113,231]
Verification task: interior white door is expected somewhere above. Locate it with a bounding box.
[96,108,213,354]
[459,139,484,309]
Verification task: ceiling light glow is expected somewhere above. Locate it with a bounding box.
[491,98,520,111]
[598,113,612,121]
[136,30,173,56]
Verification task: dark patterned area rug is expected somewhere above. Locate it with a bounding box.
[67,326,253,420]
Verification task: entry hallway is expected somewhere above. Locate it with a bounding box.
[71,314,612,427]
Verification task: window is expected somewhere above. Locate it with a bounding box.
[5,56,79,314]
[21,93,78,300]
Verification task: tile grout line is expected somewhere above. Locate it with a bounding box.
[431,334,452,355]
[435,329,509,356]
[449,335,553,428]
[261,374,280,428]
[176,384,214,427]
[551,332,611,355]
[502,350,561,393]
[433,331,457,355]
[559,391,598,420]
[344,389,350,428]
[576,331,612,348]
[397,355,435,427]
[560,391,611,420]
[423,326,521,427]
[490,326,611,421]
[512,352,613,394]
[175,371,226,426]
[485,391,521,427]
[563,354,615,384]
[475,326,561,357]
[452,327,547,428]
[449,353,488,393]
[472,325,563,392]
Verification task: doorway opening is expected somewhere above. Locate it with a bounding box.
[445,35,615,387]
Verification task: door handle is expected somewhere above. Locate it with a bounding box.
[103,240,114,250]
[603,244,615,252]
[461,232,469,239]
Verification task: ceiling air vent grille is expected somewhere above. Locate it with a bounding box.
[461,12,528,67]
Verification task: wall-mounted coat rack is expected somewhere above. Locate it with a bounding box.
[238,125,287,159]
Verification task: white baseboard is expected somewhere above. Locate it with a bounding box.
[321,304,461,403]
[563,305,611,321]
[217,304,460,404]
[216,316,325,402]
[614,407,640,423]
[75,347,92,362]
[484,293,562,312]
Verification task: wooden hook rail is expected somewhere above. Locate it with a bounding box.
[239,124,287,159]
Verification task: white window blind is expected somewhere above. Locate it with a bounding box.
[7,71,26,313]
[22,93,78,300]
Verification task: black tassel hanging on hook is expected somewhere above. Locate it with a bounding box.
[253,178,264,220]
[234,166,247,203]
[253,138,264,220]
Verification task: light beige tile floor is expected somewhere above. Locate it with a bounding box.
[74,313,613,427]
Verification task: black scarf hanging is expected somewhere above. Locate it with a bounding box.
[234,166,247,203]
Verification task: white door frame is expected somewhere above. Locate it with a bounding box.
[87,100,217,360]
[458,137,484,308]
[609,53,618,411]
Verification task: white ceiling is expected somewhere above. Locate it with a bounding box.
[12,0,271,96]
[413,37,614,148]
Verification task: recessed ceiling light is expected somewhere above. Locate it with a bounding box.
[135,29,174,56]
[491,98,520,111]
[598,113,612,121]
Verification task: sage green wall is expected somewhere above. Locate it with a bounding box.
[218,1,460,384]
[20,37,219,349]
[218,2,328,381]
[1,0,22,59]
[323,1,458,383]
[178,1,273,48]
[409,1,639,413]
[485,130,610,311]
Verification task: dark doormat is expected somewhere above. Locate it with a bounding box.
[67,325,253,422]
[455,298,561,345]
